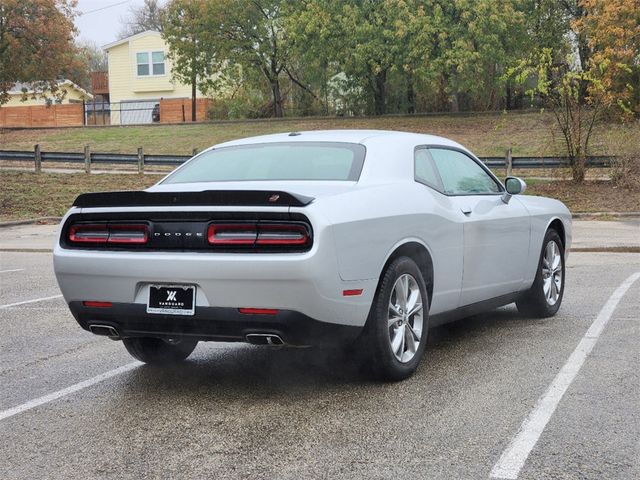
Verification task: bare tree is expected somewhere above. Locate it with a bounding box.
[77,40,107,72]
[118,0,165,39]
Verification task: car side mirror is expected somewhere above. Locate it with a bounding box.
[502,177,526,204]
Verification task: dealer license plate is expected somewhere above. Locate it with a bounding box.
[147,285,195,315]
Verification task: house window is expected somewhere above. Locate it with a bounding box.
[152,51,165,75]
[136,51,165,76]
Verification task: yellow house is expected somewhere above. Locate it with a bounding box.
[4,80,92,106]
[104,30,203,124]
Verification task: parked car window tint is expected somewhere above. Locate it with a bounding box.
[163,142,366,183]
[414,149,443,192]
[429,148,501,195]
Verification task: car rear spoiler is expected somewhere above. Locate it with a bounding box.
[72,190,315,208]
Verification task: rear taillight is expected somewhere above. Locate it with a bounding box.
[68,223,149,245]
[207,222,310,248]
[207,224,257,245]
[69,224,109,243]
[106,224,148,244]
[256,224,308,245]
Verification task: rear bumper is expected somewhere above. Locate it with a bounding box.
[53,206,378,330]
[53,242,377,328]
[69,301,362,346]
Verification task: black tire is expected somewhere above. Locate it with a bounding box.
[358,256,429,381]
[122,337,198,364]
[516,229,565,318]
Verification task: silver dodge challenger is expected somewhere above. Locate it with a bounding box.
[53,130,571,380]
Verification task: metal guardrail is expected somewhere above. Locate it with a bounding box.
[0,148,615,172]
[481,155,613,169]
[0,149,190,165]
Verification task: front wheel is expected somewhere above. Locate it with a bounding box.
[516,229,565,318]
[358,256,429,381]
[123,337,198,364]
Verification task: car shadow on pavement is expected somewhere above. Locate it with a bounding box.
[116,304,541,396]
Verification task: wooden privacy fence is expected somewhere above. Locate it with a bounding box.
[0,104,84,128]
[159,98,211,123]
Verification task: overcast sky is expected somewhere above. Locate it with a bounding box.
[75,0,148,47]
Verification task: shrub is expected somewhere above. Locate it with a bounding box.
[609,154,640,191]
[208,89,270,120]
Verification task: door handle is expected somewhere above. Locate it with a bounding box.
[460,206,472,215]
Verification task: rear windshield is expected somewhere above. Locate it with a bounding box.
[163,142,366,184]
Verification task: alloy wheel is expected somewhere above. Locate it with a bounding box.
[387,273,424,363]
[542,240,563,306]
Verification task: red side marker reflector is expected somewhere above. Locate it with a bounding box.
[238,308,279,315]
[343,289,363,297]
[83,301,113,308]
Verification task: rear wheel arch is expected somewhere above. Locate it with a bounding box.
[378,241,433,307]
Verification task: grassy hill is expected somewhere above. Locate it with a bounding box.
[1,111,638,157]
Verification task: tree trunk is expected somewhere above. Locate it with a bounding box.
[437,75,448,111]
[191,36,197,122]
[191,76,197,122]
[571,154,587,183]
[450,92,459,113]
[406,72,415,114]
[271,78,283,118]
[373,70,387,115]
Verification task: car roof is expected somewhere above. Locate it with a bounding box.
[212,129,465,150]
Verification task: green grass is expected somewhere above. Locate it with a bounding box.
[0,171,162,221]
[1,111,638,157]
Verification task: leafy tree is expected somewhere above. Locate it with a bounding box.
[162,0,219,121]
[425,0,528,111]
[574,0,640,117]
[0,0,80,105]
[209,0,296,117]
[288,0,529,114]
[118,0,165,39]
[559,0,591,72]
[287,0,420,115]
[510,49,608,182]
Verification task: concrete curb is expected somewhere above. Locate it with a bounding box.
[0,248,53,253]
[571,247,640,253]
[572,212,640,218]
[0,217,61,228]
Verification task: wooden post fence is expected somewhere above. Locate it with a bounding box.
[84,145,91,174]
[34,144,41,173]
[137,147,144,174]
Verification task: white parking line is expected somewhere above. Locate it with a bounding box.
[0,362,141,421]
[0,269,25,274]
[0,294,63,309]
[490,271,640,480]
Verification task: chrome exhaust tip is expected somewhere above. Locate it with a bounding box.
[89,324,120,339]
[245,333,285,346]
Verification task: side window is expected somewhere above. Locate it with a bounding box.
[414,148,443,192]
[429,148,501,195]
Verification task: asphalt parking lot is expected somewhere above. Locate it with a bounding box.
[1,223,639,479]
